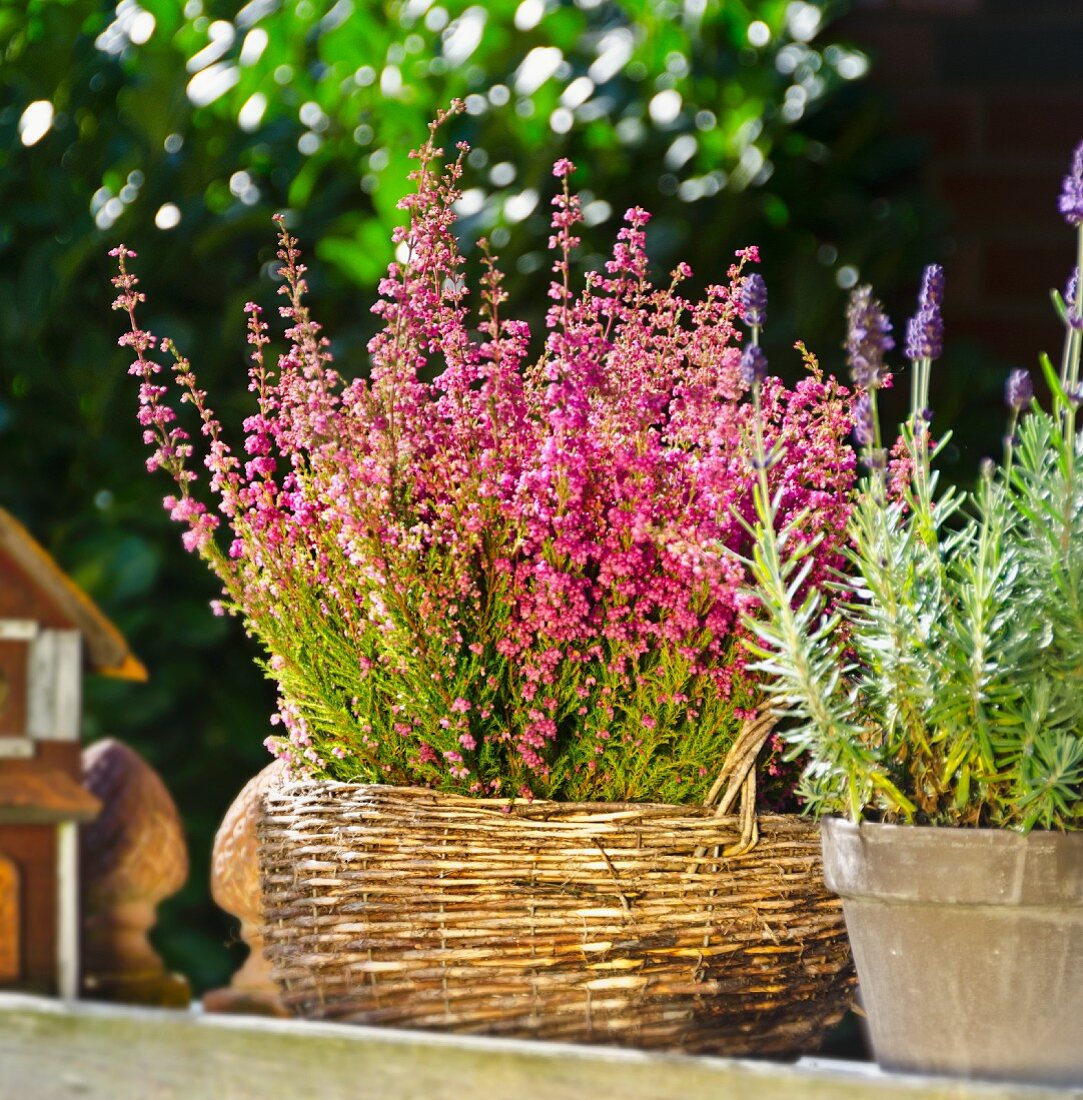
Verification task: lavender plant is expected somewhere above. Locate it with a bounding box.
[744,142,1083,831]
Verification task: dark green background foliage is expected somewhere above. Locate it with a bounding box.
[1,0,939,990]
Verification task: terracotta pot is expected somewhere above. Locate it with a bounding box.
[821,817,1083,1086]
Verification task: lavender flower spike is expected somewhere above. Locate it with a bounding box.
[1067,268,1082,331]
[1059,141,1083,226]
[904,263,945,361]
[740,343,768,387]
[1005,368,1033,412]
[846,285,894,388]
[905,307,944,361]
[852,392,875,447]
[740,273,768,327]
[919,263,945,308]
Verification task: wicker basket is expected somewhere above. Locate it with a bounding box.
[258,716,854,1055]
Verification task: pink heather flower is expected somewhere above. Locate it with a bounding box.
[116,114,859,802]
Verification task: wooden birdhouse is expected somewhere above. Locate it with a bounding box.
[0,507,145,999]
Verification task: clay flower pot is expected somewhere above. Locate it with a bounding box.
[821,817,1083,1086]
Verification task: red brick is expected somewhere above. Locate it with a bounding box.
[844,0,979,10]
[889,0,981,14]
[947,308,1064,365]
[945,240,984,307]
[897,93,983,157]
[984,241,1074,303]
[940,20,1083,88]
[984,96,1083,158]
[935,164,1064,231]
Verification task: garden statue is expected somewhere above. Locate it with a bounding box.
[204,759,289,1017]
[80,738,190,1007]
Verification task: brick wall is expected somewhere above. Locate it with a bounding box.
[838,0,1083,368]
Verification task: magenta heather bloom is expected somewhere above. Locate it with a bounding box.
[1059,141,1083,226]
[113,113,858,803]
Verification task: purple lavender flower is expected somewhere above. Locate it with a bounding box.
[865,448,887,472]
[1059,141,1083,226]
[740,343,768,387]
[1066,268,1082,331]
[904,264,946,361]
[905,308,944,361]
[919,264,945,308]
[852,392,875,447]
[740,273,768,327]
[845,285,894,388]
[1004,368,1033,412]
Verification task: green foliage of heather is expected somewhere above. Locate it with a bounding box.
[1,0,939,989]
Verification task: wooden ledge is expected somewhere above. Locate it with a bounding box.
[0,994,1077,1100]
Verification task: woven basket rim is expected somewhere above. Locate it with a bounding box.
[265,778,810,819]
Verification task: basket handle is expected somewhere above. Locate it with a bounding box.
[701,709,777,857]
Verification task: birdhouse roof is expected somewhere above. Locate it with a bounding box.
[0,509,146,682]
[0,768,101,823]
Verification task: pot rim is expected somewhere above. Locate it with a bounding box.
[822,814,1083,841]
[820,815,1083,907]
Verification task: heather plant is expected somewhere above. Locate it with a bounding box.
[114,110,858,803]
[745,141,1083,831]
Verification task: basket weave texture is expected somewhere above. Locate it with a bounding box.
[258,770,854,1055]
